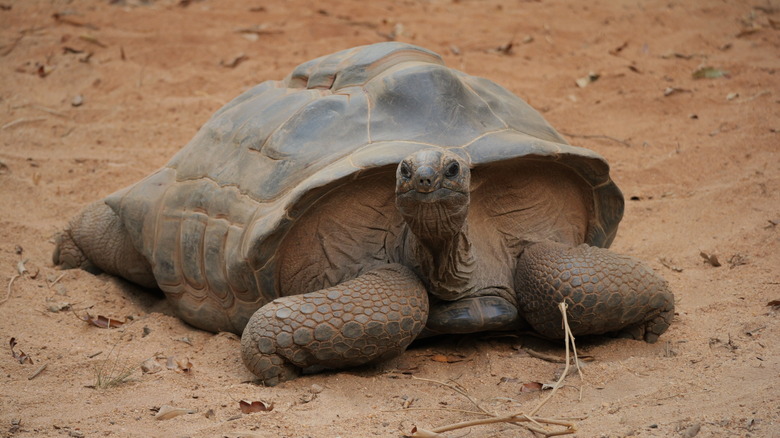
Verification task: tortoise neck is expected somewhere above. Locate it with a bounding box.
[407,220,477,300]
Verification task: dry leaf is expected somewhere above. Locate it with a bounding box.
[495,37,514,55]
[155,405,195,420]
[220,54,248,68]
[736,25,761,38]
[140,358,163,374]
[661,52,694,60]
[47,302,71,312]
[165,356,193,372]
[520,381,544,393]
[9,337,33,364]
[609,41,628,55]
[177,357,193,372]
[692,66,729,79]
[664,87,691,97]
[78,34,107,48]
[235,24,283,37]
[52,12,99,30]
[659,257,684,272]
[430,353,466,363]
[239,399,273,414]
[79,313,125,328]
[700,251,721,267]
[727,253,748,268]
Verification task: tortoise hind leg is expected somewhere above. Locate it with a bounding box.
[514,241,674,343]
[53,200,156,288]
[240,264,428,386]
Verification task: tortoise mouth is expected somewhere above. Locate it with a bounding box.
[395,188,469,237]
[396,187,467,204]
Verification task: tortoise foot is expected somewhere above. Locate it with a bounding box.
[52,200,156,288]
[515,241,674,341]
[240,264,428,386]
[614,297,675,343]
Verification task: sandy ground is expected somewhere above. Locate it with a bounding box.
[1,0,779,437]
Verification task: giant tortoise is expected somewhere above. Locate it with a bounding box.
[54,42,674,385]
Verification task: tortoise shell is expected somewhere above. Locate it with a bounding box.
[105,42,623,333]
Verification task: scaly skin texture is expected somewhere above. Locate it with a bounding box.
[52,201,156,289]
[515,241,674,343]
[240,264,428,386]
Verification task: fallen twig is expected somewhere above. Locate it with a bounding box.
[1,117,47,130]
[411,376,492,415]
[411,302,581,437]
[32,105,68,117]
[46,273,66,289]
[28,363,48,380]
[1,274,20,306]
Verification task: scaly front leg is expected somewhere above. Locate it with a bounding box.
[240,264,428,386]
[515,241,674,342]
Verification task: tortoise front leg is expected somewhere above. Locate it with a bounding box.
[240,264,428,386]
[514,241,674,343]
[53,200,156,288]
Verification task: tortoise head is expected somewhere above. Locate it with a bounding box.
[395,149,470,239]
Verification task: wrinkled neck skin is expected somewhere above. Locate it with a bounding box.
[397,190,477,300]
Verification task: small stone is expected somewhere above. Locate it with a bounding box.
[682,422,701,437]
[141,358,163,374]
[71,94,84,107]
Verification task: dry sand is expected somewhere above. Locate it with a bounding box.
[1,0,778,436]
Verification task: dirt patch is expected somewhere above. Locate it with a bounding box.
[1,0,778,436]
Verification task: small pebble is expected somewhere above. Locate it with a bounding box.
[682,422,701,437]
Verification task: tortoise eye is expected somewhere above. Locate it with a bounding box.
[444,161,460,178]
[399,162,412,179]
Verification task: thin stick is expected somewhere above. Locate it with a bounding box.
[527,302,581,416]
[47,273,66,289]
[384,407,487,416]
[525,348,568,363]
[28,363,48,380]
[412,376,492,415]
[1,275,19,306]
[429,413,575,434]
[1,117,47,130]
[411,302,581,437]
[32,105,68,117]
